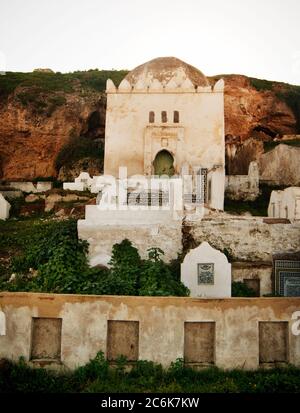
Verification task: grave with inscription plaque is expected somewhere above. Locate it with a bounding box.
[181,242,231,298]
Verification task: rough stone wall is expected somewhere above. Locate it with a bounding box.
[0,91,104,180]
[187,215,300,262]
[0,292,299,370]
[225,161,259,201]
[78,221,182,266]
[259,144,300,186]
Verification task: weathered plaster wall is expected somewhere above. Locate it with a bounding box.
[104,90,225,177]
[232,262,273,296]
[188,215,300,262]
[0,293,299,370]
[225,161,259,201]
[78,208,182,266]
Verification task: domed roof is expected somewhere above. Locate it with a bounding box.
[124,57,209,88]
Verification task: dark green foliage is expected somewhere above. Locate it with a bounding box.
[232,281,256,297]
[249,77,275,91]
[1,354,300,393]
[0,218,188,297]
[108,239,141,295]
[0,70,129,100]
[139,248,189,296]
[54,136,104,171]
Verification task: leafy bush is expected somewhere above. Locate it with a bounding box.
[232,281,256,297]
[0,219,189,297]
[139,248,189,296]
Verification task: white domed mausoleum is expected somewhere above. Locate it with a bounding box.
[104,57,225,210]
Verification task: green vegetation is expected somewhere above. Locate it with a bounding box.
[0,220,188,297]
[0,69,129,99]
[232,281,256,297]
[54,135,104,171]
[224,184,285,216]
[249,77,275,92]
[263,140,300,153]
[1,354,300,393]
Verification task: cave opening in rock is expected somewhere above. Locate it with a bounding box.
[84,110,104,141]
[252,125,277,139]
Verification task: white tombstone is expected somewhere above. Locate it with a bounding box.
[181,241,231,298]
[0,311,6,335]
[63,172,93,191]
[268,186,300,221]
[0,193,10,220]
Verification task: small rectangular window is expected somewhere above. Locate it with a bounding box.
[259,321,288,364]
[31,318,62,361]
[174,111,179,123]
[149,111,155,123]
[184,322,215,365]
[107,320,139,362]
[161,111,167,123]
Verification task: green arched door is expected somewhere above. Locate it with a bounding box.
[153,150,175,176]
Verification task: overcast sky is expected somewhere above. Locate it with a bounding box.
[0,0,300,84]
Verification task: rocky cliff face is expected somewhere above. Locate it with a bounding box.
[218,75,299,173]
[0,87,105,180]
[219,75,297,140]
[0,72,299,180]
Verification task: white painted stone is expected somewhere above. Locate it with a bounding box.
[9,182,36,192]
[197,85,212,93]
[106,78,116,93]
[268,187,300,221]
[9,181,52,193]
[63,182,85,191]
[134,78,147,91]
[180,78,195,91]
[181,241,231,298]
[148,79,163,91]
[63,172,93,192]
[0,194,10,220]
[0,311,6,336]
[118,78,131,91]
[165,77,179,90]
[213,78,224,92]
[36,182,53,192]
[225,161,259,201]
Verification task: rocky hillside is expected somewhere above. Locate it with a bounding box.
[0,70,299,180]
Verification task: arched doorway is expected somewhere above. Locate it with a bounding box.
[153,150,175,176]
